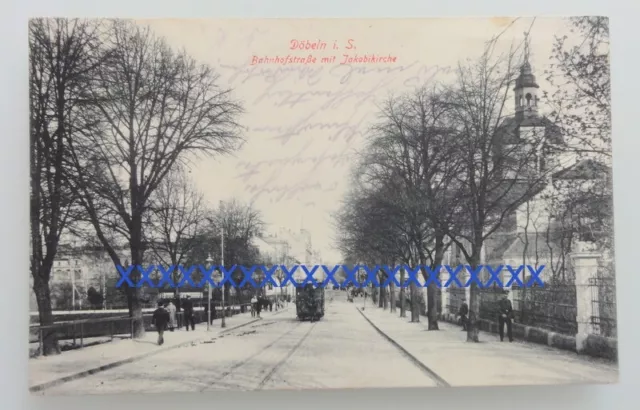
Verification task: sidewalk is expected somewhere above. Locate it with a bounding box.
[29,308,288,392]
[359,306,618,387]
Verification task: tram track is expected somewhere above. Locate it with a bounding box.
[201,297,333,391]
[355,305,450,387]
[255,321,318,389]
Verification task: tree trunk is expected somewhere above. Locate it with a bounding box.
[409,282,420,322]
[466,250,481,342]
[389,283,396,313]
[32,273,60,355]
[424,235,445,330]
[399,267,406,318]
[128,213,145,338]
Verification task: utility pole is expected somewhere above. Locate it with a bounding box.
[102,270,106,310]
[220,200,226,328]
[70,268,75,311]
[206,254,213,331]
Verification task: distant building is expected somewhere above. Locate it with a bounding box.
[30,239,166,312]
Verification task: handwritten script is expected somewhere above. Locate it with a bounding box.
[216,32,455,209]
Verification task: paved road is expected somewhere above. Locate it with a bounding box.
[43,292,440,394]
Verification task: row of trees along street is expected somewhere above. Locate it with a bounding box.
[335,17,611,342]
[29,18,255,355]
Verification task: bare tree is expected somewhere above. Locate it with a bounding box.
[66,20,244,337]
[335,172,412,314]
[29,18,102,355]
[364,87,465,329]
[545,17,610,159]
[445,41,561,342]
[146,167,207,298]
[212,199,265,302]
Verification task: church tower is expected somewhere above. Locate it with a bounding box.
[514,33,540,122]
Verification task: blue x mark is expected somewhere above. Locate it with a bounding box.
[116,265,135,287]
[280,265,299,287]
[464,265,485,288]
[301,265,319,287]
[197,264,216,288]
[220,265,238,287]
[423,265,442,288]
[361,265,381,287]
[177,265,197,288]
[238,265,259,288]
[137,265,156,288]
[321,265,341,288]
[505,265,524,287]
[402,265,422,288]
[444,265,465,287]
[381,265,402,287]
[485,265,504,287]
[157,265,176,288]
[341,265,359,287]
[259,265,279,288]
[526,265,545,287]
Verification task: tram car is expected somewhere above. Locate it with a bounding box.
[293,264,326,321]
[296,284,325,321]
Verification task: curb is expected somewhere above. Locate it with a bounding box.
[29,316,265,393]
[356,307,450,387]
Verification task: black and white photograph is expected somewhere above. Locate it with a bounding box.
[27,16,616,395]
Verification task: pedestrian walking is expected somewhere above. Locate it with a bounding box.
[458,301,469,331]
[183,295,195,331]
[269,300,273,312]
[251,295,258,317]
[255,296,263,318]
[498,293,514,342]
[151,301,170,345]
[166,300,177,331]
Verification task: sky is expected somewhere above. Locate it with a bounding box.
[136,17,573,264]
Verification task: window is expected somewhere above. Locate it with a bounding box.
[525,93,532,106]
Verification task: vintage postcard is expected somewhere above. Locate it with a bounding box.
[28,17,616,395]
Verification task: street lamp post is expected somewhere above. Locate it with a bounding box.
[361,267,367,310]
[220,203,226,328]
[206,254,213,331]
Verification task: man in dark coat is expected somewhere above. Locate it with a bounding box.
[183,295,195,331]
[255,296,263,318]
[498,293,514,342]
[458,301,469,331]
[151,301,170,345]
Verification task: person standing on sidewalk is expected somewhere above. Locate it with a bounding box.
[183,295,195,331]
[458,301,469,331]
[251,295,258,318]
[151,301,170,345]
[498,293,514,342]
[166,300,177,331]
[255,296,263,318]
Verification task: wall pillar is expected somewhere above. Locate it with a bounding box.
[570,249,601,353]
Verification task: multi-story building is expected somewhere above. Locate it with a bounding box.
[30,239,167,312]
